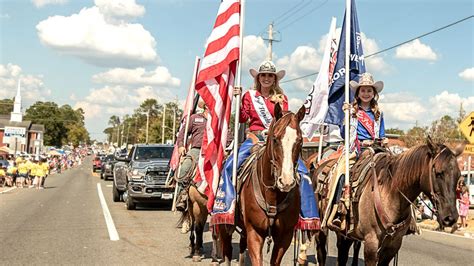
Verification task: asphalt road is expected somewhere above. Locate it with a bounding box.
[0,158,473,265]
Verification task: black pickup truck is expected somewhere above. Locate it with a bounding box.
[112,144,175,210]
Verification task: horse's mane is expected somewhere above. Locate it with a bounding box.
[378,145,432,190]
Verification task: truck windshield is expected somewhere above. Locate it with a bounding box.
[134,146,174,161]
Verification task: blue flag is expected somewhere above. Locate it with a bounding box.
[324,0,366,125]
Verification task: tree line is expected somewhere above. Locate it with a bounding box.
[0,99,90,147]
[103,98,183,146]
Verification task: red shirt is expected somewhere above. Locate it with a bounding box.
[239,90,289,131]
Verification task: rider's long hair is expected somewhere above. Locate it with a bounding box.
[351,87,381,121]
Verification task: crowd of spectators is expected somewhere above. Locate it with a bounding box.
[0,148,87,189]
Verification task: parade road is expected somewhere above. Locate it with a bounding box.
[1,157,473,265]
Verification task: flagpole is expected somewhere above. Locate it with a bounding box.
[344,0,351,192]
[232,0,245,187]
[171,56,200,212]
[317,124,324,163]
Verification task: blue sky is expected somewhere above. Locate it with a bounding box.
[0,0,473,141]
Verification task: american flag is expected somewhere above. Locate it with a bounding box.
[168,57,201,172]
[195,0,240,211]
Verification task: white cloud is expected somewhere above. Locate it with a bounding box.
[360,33,390,74]
[242,35,268,73]
[380,91,474,130]
[95,0,145,23]
[0,63,51,102]
[32,0,68,8]
[288,97,304,112]
[459,67,474,81]
[36,5,157,67]
[277,45,321,92]
[0,13,10,19]
[395,39,437,60]
[76,85,175,119]
[92,67,180,87]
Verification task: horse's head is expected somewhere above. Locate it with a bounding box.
[266,104,305,192]
[425,136,464,227]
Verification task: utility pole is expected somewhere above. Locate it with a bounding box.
[262,22,281,61]
[172,97,177,143]
[126,122,130,146]
[161,105,166,144]
[146,110,150,144]
[134,116,138,144]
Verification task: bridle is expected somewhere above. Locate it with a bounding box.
[425,147,448,216]
[261,112,300,190]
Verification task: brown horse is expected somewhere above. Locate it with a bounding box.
[217,104,306,265]
[334,138,464,265]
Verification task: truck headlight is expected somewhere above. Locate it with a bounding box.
[130,169,145,181]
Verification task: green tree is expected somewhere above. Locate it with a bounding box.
[428,115,461,143]
[385,128,404,136]
[25,101,66,147]
[58,105,89,146]
[0,98,13,115]
[401,126,427,148]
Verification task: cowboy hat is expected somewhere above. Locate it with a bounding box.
[249,60,286,81]
[349,73,384,93]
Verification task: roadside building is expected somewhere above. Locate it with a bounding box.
[0,80,44,155]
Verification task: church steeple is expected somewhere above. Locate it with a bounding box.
[10,79,23,122]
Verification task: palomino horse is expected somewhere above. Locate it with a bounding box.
[217,104,306,265]
[334,138,463,265]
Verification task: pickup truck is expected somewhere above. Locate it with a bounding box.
[113,144,175,210]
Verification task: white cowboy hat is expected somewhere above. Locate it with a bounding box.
[349,72,384,93]
[249,60,286,81]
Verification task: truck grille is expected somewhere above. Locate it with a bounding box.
[145,167,169,185]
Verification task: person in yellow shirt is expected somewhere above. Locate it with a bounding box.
[40,158,49,189]
[25,158,34,187]
[0,164,6,187]
[17,159,28,188]
[6,162,17,187]
[30,159,39,188]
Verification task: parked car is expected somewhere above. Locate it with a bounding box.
[113,144,174,210]
[100,154,116,180]
[92,156,102,172]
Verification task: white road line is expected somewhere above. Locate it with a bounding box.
[106,184,113,188]
[96,183,120,241]
[421,228,474,239]
[0,187,16,194]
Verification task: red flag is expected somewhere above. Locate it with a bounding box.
[169,58,201,171]
[195,0,240,211]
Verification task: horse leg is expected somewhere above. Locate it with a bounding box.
[270,229,295,266]
[378,238,403,266]
[189,222,195,257]
[219,225,234,265]
[297,230,309,265]
[315,230,327,266]
[362,234,379,266]
[351,240,361,266]
[211,226,221,265]
[246,228,264,266]
[336,234,352,266]
[192,219,205,262]
[239,228,247,266]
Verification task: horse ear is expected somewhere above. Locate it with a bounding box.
[426,135,438,156]
[453,141,467,157]
[296,105,306,122]
[274,103,283,121]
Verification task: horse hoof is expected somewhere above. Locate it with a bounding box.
[210,262,219,266]
[192,255,202,262]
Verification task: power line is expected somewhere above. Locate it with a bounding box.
[277,0,330,31]
[257,0,309,36]
[281,15,473,84]
[273,0,314,27]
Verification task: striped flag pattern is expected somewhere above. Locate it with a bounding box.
[195,0,240,211]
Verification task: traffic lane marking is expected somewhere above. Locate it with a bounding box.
[97,183,120,241]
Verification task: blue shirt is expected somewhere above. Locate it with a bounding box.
[340,108,385,141]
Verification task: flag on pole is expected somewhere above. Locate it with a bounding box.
[169,58,201,171]
[300,17,338,139]
[324,0,366,126]
[194,0,240,213]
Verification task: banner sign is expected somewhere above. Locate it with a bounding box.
[3,126,26,145]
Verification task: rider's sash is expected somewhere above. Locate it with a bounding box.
[249,90,272,129]
[357,109,376,139]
